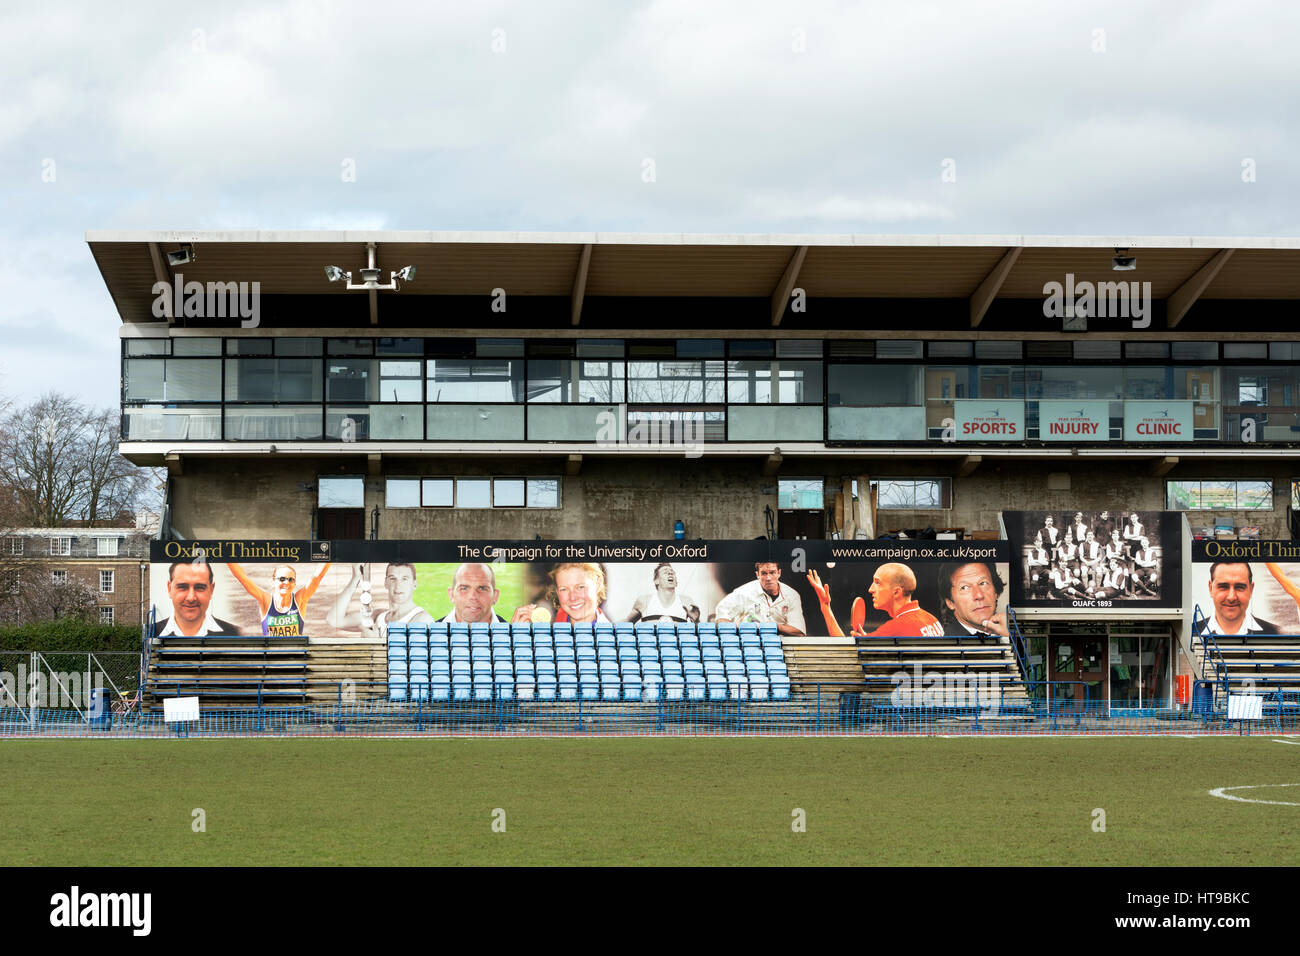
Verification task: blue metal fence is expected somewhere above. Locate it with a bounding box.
[2,678,1291,737]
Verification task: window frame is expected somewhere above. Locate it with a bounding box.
[1166,479,1274,511]
[100,570,115,594]
[869,478,953,511]
[49,537,71,556]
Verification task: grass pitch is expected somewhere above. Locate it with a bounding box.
[0,737,1295,866]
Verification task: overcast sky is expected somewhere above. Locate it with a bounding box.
[1,0,1297,409]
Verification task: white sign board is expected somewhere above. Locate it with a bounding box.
[1038,401,1111,442]
[954,400,1025,441]
[1227,695,1264,720]
[163,696,201,723]
[1124,400,1194,442]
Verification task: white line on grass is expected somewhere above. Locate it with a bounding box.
[1208,784,1300,806]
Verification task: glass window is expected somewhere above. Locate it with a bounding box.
[1027,367,1123,401]
[276,338,323,356]
[50,537,71,556]
[678,340,725,358]
[126,339,169,356]
[1166,479,1273,510]
[224,406,322,441]
[493,479,525,507]
[226,358,322,402]
[385,479,421,508]
[99,570,114,593]
[427,359,525,402]
[99,606,114,625]
[1223,343,1268,360]
[456,478,492,509]
[125,359,221,402]
[876,341,923,359]
[326,406,422,440]
[421,479,453,507]
[728,340,774,358]
[577,339,624,358]
[327,359,423,403]
[729,358,821,403]
[171,338,221,356]
[626,361,724,403]
[477,338,524,357]
[319,477,364,508]
[96,537,119,557]
[1173,342,1217,361]
[778,479,824,509]
[872,479,951,510]
[1125,367,1171,400]
[328,338,375,356]
[51,569,68,584]
[975,341,1022,359]
[376,337,424,355]
[928,342,974,359]
[527,360,624,403]
[226,339,273,355]
[776,340,823,358]
[828,365,920,406]
[526,478,560,508]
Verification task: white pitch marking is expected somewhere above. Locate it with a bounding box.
[1272,738,1300,746]
[1208,783,1300,806]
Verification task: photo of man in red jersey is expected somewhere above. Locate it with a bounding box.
[806,563,943,637]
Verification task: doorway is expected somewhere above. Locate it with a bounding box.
[778,509,824,540]
[1047,633,1107,713]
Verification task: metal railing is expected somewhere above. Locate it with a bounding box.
[1,676,1286,737]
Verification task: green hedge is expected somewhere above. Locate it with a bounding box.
[0,620,143,653]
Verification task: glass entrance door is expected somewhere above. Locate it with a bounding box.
[1048,636,1107,714]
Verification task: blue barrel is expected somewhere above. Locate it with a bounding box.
[88,688,112,729]
[1191,681,1213,716]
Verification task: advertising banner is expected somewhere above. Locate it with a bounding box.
[1038,400,1111,442]
[148,539,1012,642]
[953,400,1024,441]
[1124,400,1194,442]
[1189,541,1300,637]
[1004,510,1181,609]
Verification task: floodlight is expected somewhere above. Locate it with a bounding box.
[1112,249,1136,271]
[324,265,349,282]
[167,244,196,266]
[394,265,416,282]
[360,267,382,283]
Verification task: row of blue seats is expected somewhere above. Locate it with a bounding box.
[391,658,789,681]
[388,678,793,703]
[388,622,781,641]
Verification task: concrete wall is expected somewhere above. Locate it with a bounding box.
[167,454,1295,541]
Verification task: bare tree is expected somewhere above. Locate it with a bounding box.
[0,392,159,529]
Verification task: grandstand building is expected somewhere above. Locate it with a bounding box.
[89,232,1300,709]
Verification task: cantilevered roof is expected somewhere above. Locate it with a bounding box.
[86,231,1300,327]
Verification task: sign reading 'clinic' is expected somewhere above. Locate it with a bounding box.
[1124,401,1194,442]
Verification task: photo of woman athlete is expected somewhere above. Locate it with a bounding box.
[228,561,332,636]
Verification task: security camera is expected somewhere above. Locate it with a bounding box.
[167,244,195,266]
[360,267,382,284]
